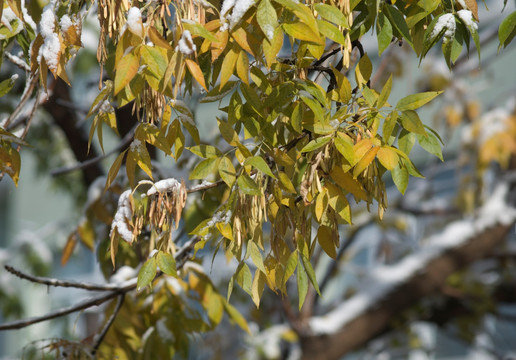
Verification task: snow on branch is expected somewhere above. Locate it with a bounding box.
[309,183,516,335]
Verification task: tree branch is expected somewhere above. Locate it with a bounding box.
[91,293,125,356]
[0,236,201,331]
[4,265,132,292]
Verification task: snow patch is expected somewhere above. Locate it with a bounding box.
[309,183,516,334]
[59,14,73,33]
[147,177,180,196]
[127,7,143,37]
[431,13,456,39]
[110,190,133,242]
[177,30,196,56]
[110,265,138,284]
[220,0,257,31]
[457,10,477,30]
[190,180,213,191]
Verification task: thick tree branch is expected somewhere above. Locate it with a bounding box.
[299,220,515,360]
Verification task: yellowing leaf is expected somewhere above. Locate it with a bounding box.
[330,166,368,201]
[219,156,236,187]
[396,91,442,111]
[245,156,276,178]
[317,226,336,259]
[237,173,261,196]
[61,232,78,266]
[114,52,139,95]
[355,53,372,87]
[353,146,379,178]
[236,50,250,85]
[190,157,218,180]
[185,58,207,91]
[282,22,322,44]
[377,146,399,170]
[257,0,278,42]
[220,47,238,89]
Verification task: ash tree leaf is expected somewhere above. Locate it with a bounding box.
[396,91,442,111]
[301,136,332,153]
[137,257,157,290]
[314,3,348,27]
[257,0,278,42]
[223,301,250,333]
[317,226,337,259]
[499,10,516,49]
[249,241,266,274]
[392,163,409,194]
[245,156,276,178]
[297,253,308,310]
[188,145,222,158]
[237,172,261,195]
[300,252,321,296]
[384,3,413,49]
[157,251,177,277]
[399,110,427,135]
[417,132,443,161]
[219,156,237,187]
[190,157,219,180]
[355,53,372,87]
[377,146,399,170]
[114,52,139,95]
[376,12,393,56]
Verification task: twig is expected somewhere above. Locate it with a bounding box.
[50,126,135,177]
[0,237,201,332]
[3,74,38,129]
[0,290,123,331]
[187,179,225,194]
[91,293,125,356]
[4,265,134,292]
[4,51,30,72]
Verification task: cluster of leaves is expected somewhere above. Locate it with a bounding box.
[2,0,516,357]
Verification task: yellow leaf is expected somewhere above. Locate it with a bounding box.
[353,146,379,178]
[354,53,372,88]
[185,58,207,91]
[61,232,78,266]
[114,52,139,95]
[236,50,249,84]
[220,47,239,89]
[330,166,368,201]
[317,226,337,259]
[211,30,228,61]
[377,146,399,170]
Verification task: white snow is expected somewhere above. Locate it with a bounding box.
[309,183,516,334]
[147,177,180,196]
[457,9,477,30]
[38,8,61,71]
[206,210,232,227]
[127,7,143,37]
[130,139,143,154]
[21,0,37,30]
[1,8,21,33]
[220,0,257,31]
[110,190,134,243]
[431,13,456,39]
[109,265,138,284]
[190,180,213,191]
[99,100,112,113]
[59,14,73,33]
[177,30,196,56]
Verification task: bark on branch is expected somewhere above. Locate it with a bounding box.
[299,221,514,360]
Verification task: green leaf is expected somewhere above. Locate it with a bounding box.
[354,53,372,87]
[278,171,297,194]
[104,151,126,192]
[297,253,308,310]
[392,163,409,194]
[383,111,398,141]
[396,91,442,111]
[300,95,325,122]
[399,110,427,135]
[0,76,17,97]
[223,301,250,333]
[237,173,261,195]
[137,257,157,290]
[249,242,266,274]
[236,262,253,295]
[291,102,303,133]
[499,10,516,49]
[376,12,393,56]
[218,118,240,146]
[157,251,177,277]
[384,4,413,49]
[244,156,276,178]
[315,3,348,27]
[317,19,347,45]
[283,251,298,286]
[188,145,222,158]
[377,74,392,108]
[301,136,332,153]
[219,156,236,187]
[282,22,321,44]
[190,158,218,180]
[417,132,443,161]
[257,0,278,42]
[182,22,218,42]
[300,253,321,296]
[398,129,415,155]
